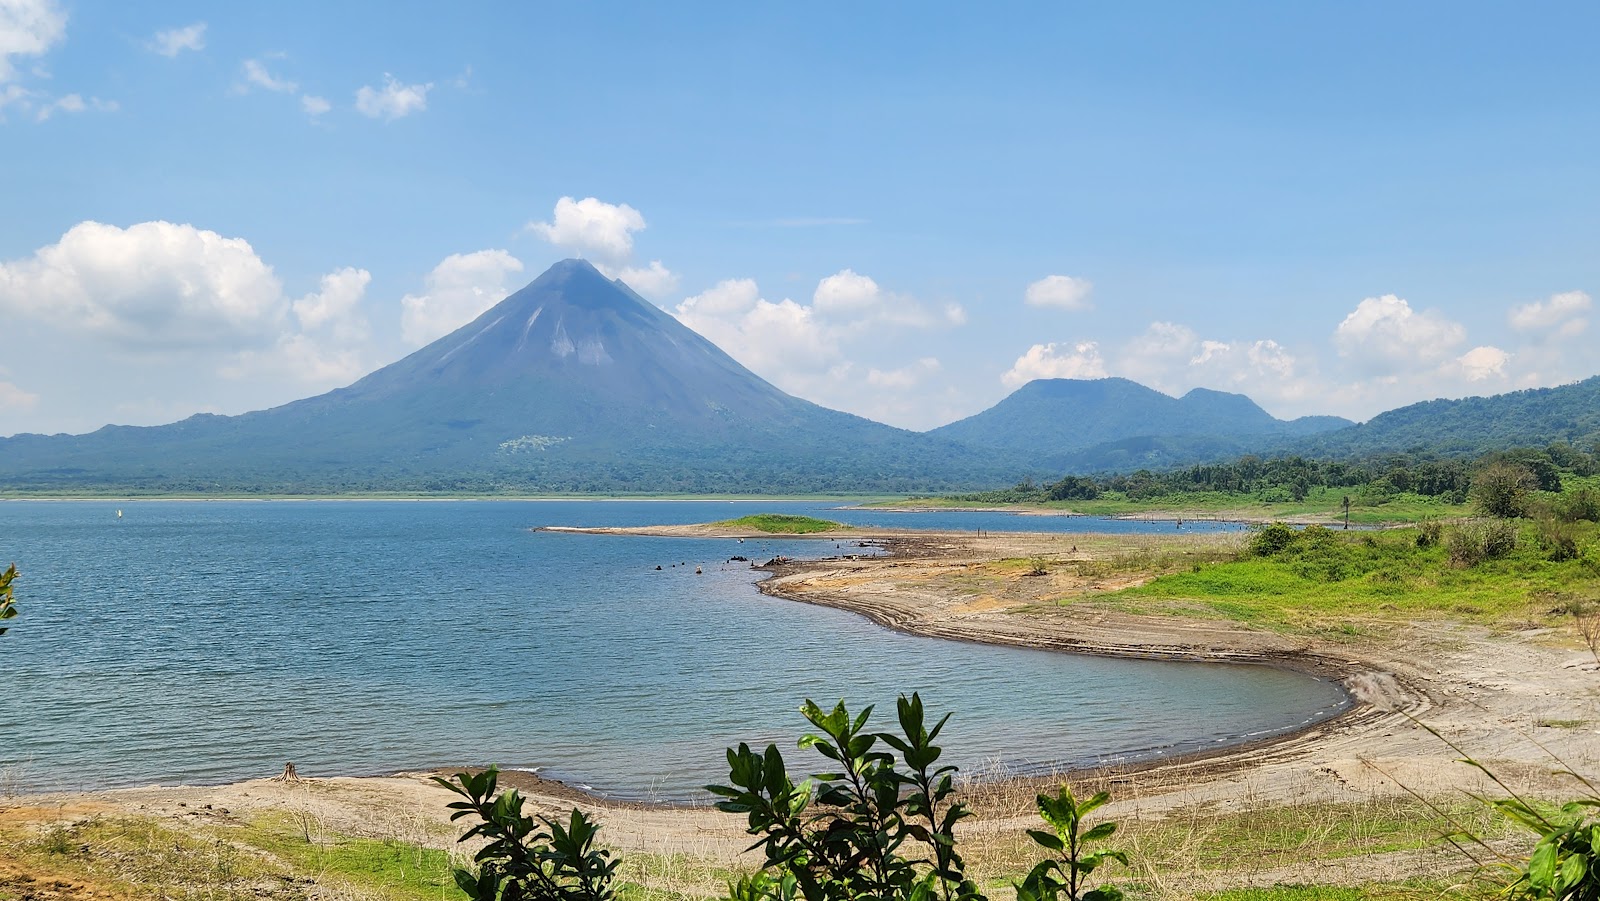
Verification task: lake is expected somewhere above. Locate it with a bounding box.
[0,500,1345,800]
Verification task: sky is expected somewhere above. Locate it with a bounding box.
[2,1,1599,437]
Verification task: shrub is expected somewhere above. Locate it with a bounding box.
[1535,516,1580,562]
[710,694,983,901]
[710,694,1127,901]
[1562,488,1600,524]
[434,767,618,901]
[1580,541,1600,576]
[1415,519,1443,548]
[1447,519,1518,566]
[1247,523,1299,558]
[1472,462,1537,519]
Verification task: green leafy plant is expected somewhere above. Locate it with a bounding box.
[709,694,982,901]
[1490,795,1600,900]
[434,767,618,901]
[0,563,16,637]
[1016,785,1128,901]
[1389,717,1600,901]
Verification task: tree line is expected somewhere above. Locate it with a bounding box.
[961,442,1600,512]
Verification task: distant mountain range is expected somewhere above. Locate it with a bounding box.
[1,259,1597,493]
[929,378,1352,472]
[1291,375,1600,459]
[0,260,1013,493]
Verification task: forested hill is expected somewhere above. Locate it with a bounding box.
[927,377,1351,469]
[1291,376,1600,459]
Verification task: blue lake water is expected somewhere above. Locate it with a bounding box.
[0,500,1344,800]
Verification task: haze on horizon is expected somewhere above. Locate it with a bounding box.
[2,2,1597,438]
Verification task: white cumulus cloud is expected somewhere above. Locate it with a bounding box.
[1509,290,1590,338]
[1024,275,1094,311]
[292,267,370,338]
[810,268,953,329]
[399,249,525,346]
[0,220,376,397]
[355,74,430,120]
[223,268,374,384]
[149,22,205,57]
[674,279,836,375]
[0,0,65,83]
[1332,294,1466,374]
[611,260,679,301]
[673,275,956,428]
[528,197,647,268]
[301,94,330,116]
[1452,345,1511,382]
[813,269,883,314]
[1002,342,1108,387]
[0,220,291,349]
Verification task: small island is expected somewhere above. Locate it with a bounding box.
[535,512,861,539]
[710,513,848,534]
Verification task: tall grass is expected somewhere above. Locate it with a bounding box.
[1112,521,1600,631]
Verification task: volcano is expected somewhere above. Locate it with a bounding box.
[0,260,1010,493]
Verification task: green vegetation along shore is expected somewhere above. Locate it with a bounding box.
[710,513,848,533]
[885,443,1600,525]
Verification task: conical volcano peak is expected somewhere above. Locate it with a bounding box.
[493,257,649,317]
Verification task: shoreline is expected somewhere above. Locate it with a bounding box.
[6,524,1594,892]
[746,535,1405,788]
[15,529,1396,805]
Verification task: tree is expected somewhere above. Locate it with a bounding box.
[0,564,16,637]
[1472,462,1537,519]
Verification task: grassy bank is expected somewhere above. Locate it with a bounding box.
[0,788,1514,901]
[870,486,1470,524]
[1089,520,1600,633]
[0,812,464,900]
[711,513,848,533]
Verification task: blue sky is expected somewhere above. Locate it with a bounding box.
[3,2,1598,436]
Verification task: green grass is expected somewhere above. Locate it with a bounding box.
[238,813,465,900]
[712,513,848,533]
[874,486,1472,524]
[1,816,281,900]
[1105,520,1600,631]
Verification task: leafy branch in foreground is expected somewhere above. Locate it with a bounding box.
[709,693,983,901]
[1377,713,1600,901]
[434,766,617,901]
[1018,786,1127,901]
[709,693,1124,901]
[0,563,17,637]
[1457,742,1600,901]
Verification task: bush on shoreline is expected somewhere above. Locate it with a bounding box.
[443,694,1127,901]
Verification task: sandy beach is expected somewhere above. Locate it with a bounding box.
[5,527,1596,895]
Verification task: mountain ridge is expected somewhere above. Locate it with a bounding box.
[0,260,1016,493]
[926,377,1354,470]
[3,260,1597,490]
